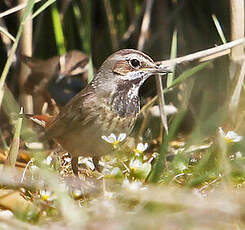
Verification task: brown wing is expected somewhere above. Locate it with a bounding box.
[44,86,97,140]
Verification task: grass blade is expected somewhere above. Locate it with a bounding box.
[32,0,56,19]
[6,108,24,167]
[0,26,16,42]
[0,0,35,109]
[212,14,227,44]
[167,29,177,88]
[51,2,66,55]
[149,110,186,183]
[165,61,211,91]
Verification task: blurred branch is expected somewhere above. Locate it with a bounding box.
[167,29,177,88]
[6,108,24,167]
[0,0,35,109]
[229,0,245,122]
[230,0,244,62]
[32,0,56,19]
[155,75,168,134]
[212,14,227,44]
[157,38,245,68]
[103,0,119,50]
[143,39,245,117]
[0,0,41,18]
[121,4,144,42]
[137,0,169,134]
[19,0,33,114]
[229,59,245,120]
[0,26,15,42]
[137,0,154,51]
[51,2,66,55]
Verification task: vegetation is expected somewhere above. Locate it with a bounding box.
[0,0,245,229]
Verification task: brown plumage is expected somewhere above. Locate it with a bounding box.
[41,49,169,173]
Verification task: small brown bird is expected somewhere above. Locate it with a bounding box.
[37,49,169,173]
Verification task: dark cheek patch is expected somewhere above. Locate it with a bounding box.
[113,60,134,76]
[113,60,151,77]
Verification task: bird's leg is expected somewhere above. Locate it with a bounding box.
[71,156,79,175]
[92,156,102,172]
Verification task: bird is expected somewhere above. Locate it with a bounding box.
[34,49,170,174]
[22,50,89,111]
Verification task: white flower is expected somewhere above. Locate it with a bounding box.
[72,189,83,199]
[235,151,242,158]
[101,133,126,145]
[111,167,121,176]
[134,143,148,156]
[129,158,151,179]
[25,142,44,149]
[42,155,53,165]
[0,210,13,218]
[129,159,143,169]
[176,162,188,171]
[218,127,243,143]
[122,178,145,192]
[40,190,55,201]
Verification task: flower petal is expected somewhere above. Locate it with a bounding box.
[136,143,148,152]
[101,135,110,143]
[226,131,243,142]
[218,127,225,137]
[107,133,117,143]
[118,133,126,142]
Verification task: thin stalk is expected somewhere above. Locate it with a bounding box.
[103,0,119,50]
[230,0,244,61]
[51,2,66,55]
[158,38,245,68]
[156,75,168,134]
[137,0,154,51]
[0,0,35,109]
[6,108,24,167]
[167,29,177,88]
[32,0,56,19]
[0,26,16,42]
[212,14,227,44]
[0,0,40,18]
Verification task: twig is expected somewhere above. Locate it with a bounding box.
[121,3,144,42]
[229,0,244,122]
[230,0,244,61]
[156,75,168,134]
[157,38,245,68]
[19,0,33,114]
[137,0,154,51]
[0,0,42,18]
[137,0,169,133]
[103,0,119,50]
[229,59,245,118]
[0,26,15,42]
[141,38,245,119]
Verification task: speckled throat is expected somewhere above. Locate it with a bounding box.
[110,79,140,118]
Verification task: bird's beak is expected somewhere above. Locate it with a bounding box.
[143,64,172,75]
[151,64,172,75]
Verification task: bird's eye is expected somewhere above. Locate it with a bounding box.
[129,59,141,69]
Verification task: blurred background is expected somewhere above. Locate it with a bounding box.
[0,0,242,144]
[1,2,245,229]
